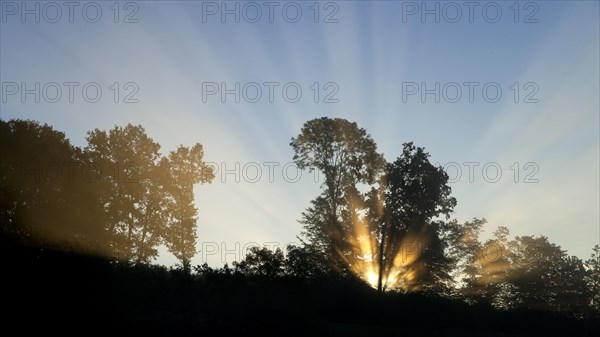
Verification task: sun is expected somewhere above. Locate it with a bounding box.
[366,271,379,288]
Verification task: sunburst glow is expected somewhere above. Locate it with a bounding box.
[336,194,430,291]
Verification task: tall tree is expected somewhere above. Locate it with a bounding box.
[163,144,214,271]
[374,143,457,292]
[85,124,165,264]
[290,117,385,270]
[463,226,516,307]
[444,218,486,297]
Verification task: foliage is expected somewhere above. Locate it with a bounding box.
[2,117,598,323]
[233,246,285,278]
[290,117,385,268]
[1,119,213,266]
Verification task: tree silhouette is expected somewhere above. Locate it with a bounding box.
[0,119,109,253]
[164,144,214,271]
[585,245,600,313]
[373,142,457,292]
[85,124,166,264]
[443,218,486,299]
[461,229,593,315]
[552,255,590,315]
[508,236,589,312]
[3,117,600,334]
[461,224,514,306]
[290,117,385,270]
[234,246,285,278]
[2,119,213,265]
[291,120,459,292]
[84,125,215,265]
[284,244,329,278]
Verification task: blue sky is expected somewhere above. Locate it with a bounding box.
[1,0,598,266]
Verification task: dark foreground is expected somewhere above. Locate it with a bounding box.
[4,243,599,337]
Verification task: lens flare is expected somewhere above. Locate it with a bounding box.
[366,271,379,288]
[336,192,430,291]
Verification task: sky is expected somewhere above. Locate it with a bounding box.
[1,0,598,266]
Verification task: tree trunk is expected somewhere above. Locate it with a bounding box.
[377,223,386,292]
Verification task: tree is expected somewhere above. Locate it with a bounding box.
[508,236,569,310]
[0,119,109,254]
[462,226,517,308]
[290,120,459,292]
[163,144,214,271]
[1,120,213,266]
[552,255,590,315]
[284,244,329,278]
[444,218,486,297]
[290,117,385,270]
[85,124,166,264]
[85,125,215,266]
[585,245,600,313]
[234,246,285,278]
[373,142,457,292]
[464,233,591,314]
